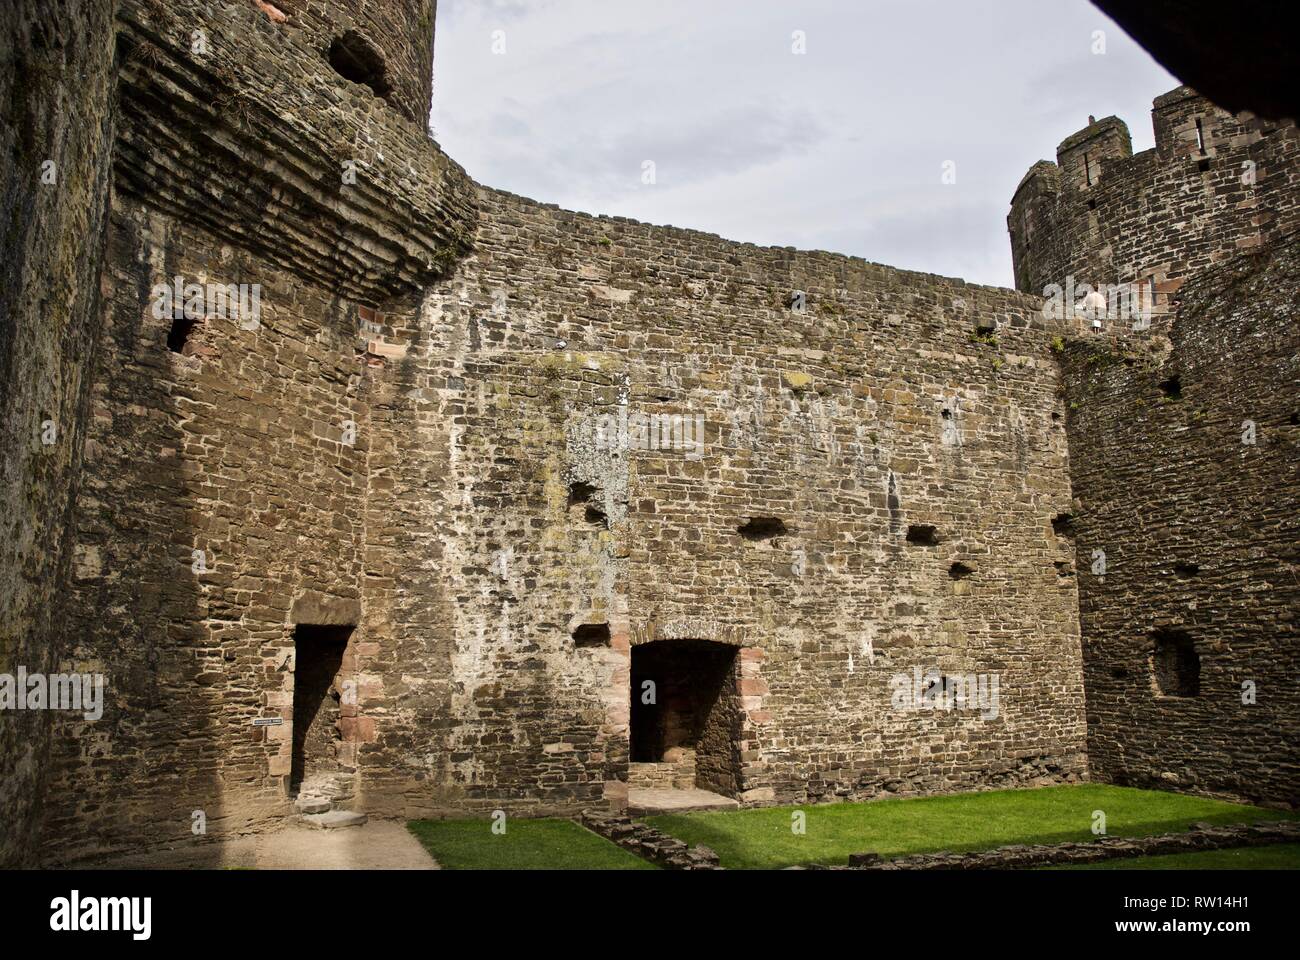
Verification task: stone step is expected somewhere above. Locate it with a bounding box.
[301,810,368,830]
[295,797,333,815]
[296,773,356,803]
[627,787,741,816]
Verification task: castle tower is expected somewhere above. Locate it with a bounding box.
[266,0,439,126]
[1017,87,1300,810]
[1007,86,1299,329]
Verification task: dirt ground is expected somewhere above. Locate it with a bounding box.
[73,819,439,870]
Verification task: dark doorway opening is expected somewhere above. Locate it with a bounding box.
[291,624,352,794]
[630,639,741,795]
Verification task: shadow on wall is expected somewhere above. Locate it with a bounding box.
[0,0,118,867]
[38,208,229,866]
[630,639,742,796]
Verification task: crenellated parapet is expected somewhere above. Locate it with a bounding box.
[1009,86,1300,333]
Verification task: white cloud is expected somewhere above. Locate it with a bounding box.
[432,0,1177,288]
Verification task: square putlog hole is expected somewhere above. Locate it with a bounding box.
[572,623,611,647]
[738,517,788,541]
[906,524,939,546]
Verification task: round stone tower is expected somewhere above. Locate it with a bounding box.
[269,0,439,125]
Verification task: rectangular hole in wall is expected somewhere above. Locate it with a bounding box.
[168,312,199,354]
[906,524,940,546]
[573,623,611,647]
[1150,627,1200,698]
[630,640,742,796]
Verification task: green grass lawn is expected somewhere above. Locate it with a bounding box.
[407,817,657,870]
[645,784,1293,870]
[1052,843,1300,870]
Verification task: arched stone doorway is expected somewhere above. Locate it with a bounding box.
[629,639,743,797]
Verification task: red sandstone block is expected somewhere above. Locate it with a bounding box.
[739,648,765,662]
[340,717,377,742]
[254,0,287,24]
[739,678,769,696]
[367,339,408,360]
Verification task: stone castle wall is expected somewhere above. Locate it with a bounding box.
[1056,237,1300,805]
[8,3,1298,867]
[37,0,476,862]
[43,169,1093,861]
[0,0,119,867]
[1009,87,1300,330]
[26,0,1091,861]
[351,187,1088,819]
[1010,87,1300,806]
[246,0,438,125]
[41,190,379,860]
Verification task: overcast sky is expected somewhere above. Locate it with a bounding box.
[430,0,1178,289]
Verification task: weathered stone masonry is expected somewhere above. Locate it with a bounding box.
[361,185,1089,823]
[15,0,1088,862]
[1010,93,1300,805]
[0,0,119,868]
[2,2,1296,867]
[1009,87,1300,330]
[35,0,476,861]
[1054,242,1300,805]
